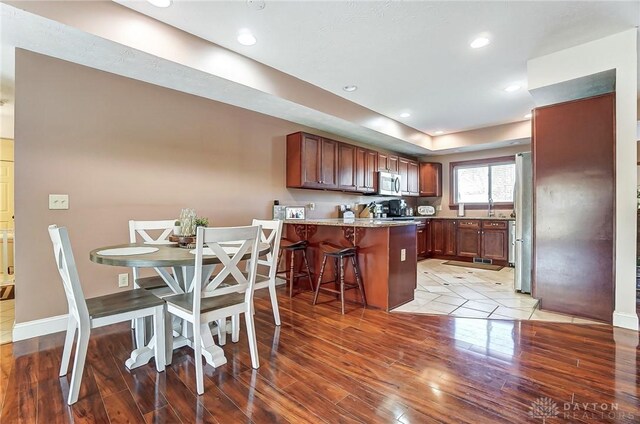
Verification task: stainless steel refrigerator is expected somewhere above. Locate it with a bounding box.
[514,152,532,293]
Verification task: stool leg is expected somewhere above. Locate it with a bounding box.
[313,256,327,305]
[351,255,366,307]
[333,257,340,299]
[302,250,313,291]
[276,249,284,277]
[339,257,346,315]
[289,249,295,298]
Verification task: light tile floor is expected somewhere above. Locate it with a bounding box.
[0,296,14,344]
[392,259,604,324]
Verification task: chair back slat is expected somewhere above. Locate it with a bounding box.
[128,220,175,244]
[128,220,175,283]
[251,219,283,279]
[191,225,261,315]
[48,225,90,324]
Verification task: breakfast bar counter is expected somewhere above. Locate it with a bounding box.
[283,219,417,311]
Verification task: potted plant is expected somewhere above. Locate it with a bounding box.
[194,217,209,230]
[173,220,181,236]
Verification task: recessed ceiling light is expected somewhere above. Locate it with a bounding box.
[399,112,411,118]
[237,29,257,46]
[504,84,521,93]
[470,37,490,49]
[343,85,358,92]
[434,130,444,135]
[524,113,532,119]
[147,0,172,7]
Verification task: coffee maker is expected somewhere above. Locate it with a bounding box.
[387,199,407,217]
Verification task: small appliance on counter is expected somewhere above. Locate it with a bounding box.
[387,199,407,217]
[338,204,355,219]
[417,205,435,216]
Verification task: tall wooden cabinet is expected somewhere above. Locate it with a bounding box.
[533,93,615,323]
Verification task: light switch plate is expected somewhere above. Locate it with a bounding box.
[400,249,406,261]
[118,273,129,288]
[49,194,69,210]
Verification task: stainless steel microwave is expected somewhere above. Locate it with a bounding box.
[378,171,402,196]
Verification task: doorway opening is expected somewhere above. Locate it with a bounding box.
[0,138,14,344]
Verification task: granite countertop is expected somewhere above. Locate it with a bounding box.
[412,216,515,221]
[283,218,417,228]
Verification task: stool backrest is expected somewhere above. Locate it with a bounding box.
[251,219,283,280]
[48,225,89,327]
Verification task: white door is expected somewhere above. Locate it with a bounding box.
[0,160,14,230]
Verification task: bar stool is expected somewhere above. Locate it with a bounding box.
[313,242,366,314]
[276,239,313,297]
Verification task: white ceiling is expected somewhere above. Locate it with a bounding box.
[117,0,640,135]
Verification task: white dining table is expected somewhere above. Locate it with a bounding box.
[90,242,270,369]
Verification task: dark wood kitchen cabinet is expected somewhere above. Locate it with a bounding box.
[457,220,508,261]
[532,93,615,323]
[457,220,481,258]
[338,143,357,191]
[378,152,399,173]
[481,221,508,261]
[355,147,377,193]
[287,132,338,190]
[398,157,419,197]
[416,221,427,258]
[419,162,442,197]
[431,219,457,256]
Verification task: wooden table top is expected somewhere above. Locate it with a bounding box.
[89,243,271,268]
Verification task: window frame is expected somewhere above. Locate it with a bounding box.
[449,155,516,209]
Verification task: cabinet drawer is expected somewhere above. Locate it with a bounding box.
[458,220,480,229]
[482,220,507,229]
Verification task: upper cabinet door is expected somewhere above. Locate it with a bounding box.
[398,157,410,194]
[302,134,322,187]
[377,152,389,171]
[338,143,357,191]
[387,155,399,173]
[320,138,338,189]
[365,149,378,192]
[407,160,419,196]
[287,132,322,188]
[419,162,442,197]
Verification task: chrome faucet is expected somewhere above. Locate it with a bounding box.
[488,197,495,217]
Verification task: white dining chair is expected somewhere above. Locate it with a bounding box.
[216,219,283,345]
[128,219,176,290]
[48,225,166,405]
[128,219,175,347]
[163,225,261,395]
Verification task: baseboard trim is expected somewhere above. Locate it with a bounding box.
[12,314,68,342]
[612,311,639,331]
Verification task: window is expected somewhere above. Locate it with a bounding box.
[450,156,516,208]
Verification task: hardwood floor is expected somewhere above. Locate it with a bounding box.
[1,289,638,423]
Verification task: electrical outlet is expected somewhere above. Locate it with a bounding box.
[400,249,406,261]
[49,194,69,210]
[436,205,442,211]
[118,273,129,288]
[307,202,315,211]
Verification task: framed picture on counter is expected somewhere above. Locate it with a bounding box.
[285,206,305,220]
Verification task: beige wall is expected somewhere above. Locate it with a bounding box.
[14,51,416,323]
[417,145,531,218]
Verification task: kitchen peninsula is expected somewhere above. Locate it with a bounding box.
[283,219,417,311]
